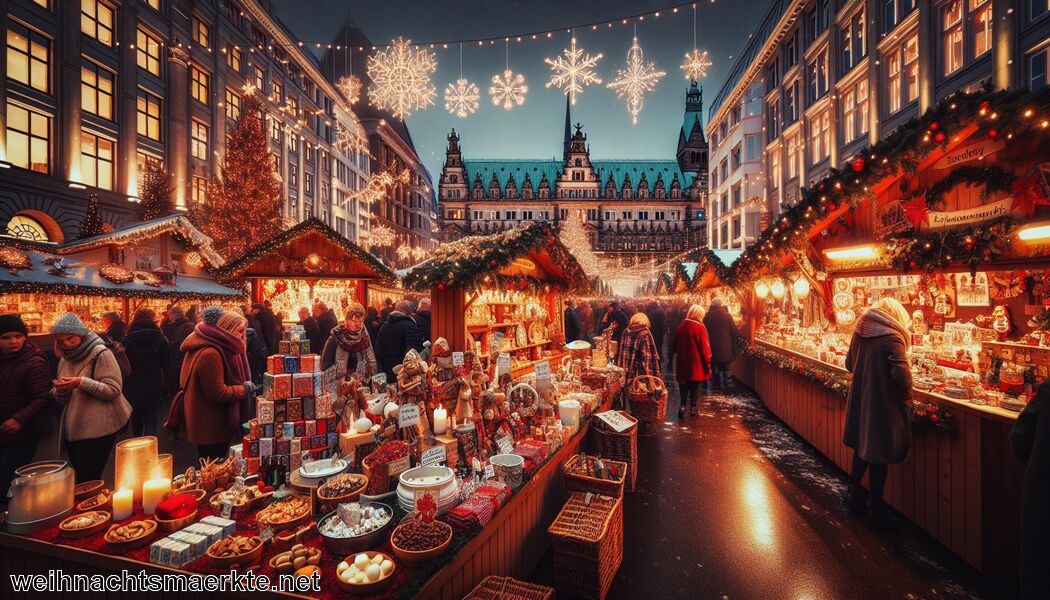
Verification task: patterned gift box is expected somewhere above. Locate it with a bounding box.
[287,398,303,421]
[281,421,295,439]
[315,418,326,436]
[248,419,261,440]
[273,399,287,424]
[326,433,338,449]
[242,436,259,458]
[290,451,302,471]
[246,457,260,476]
[290,341,302,356]
[294,420,306,438]
[299,354,320,373]
[312,372,324,397]
[305,419,316,437]
[267,355,285,374]
[326,417,338,432]
[272,374,292,400]
[279,341,291,354]
[261,423,274,438]
[315,394,333,419]
[301,340,310,354]
[283,356,299,375]
[311,434,327,450]
[275,438,291,455]
[263,373,276,397]
[290,437,301,455]
[257,400,274,425]
[302,396,316,421]
[275,453,290,469]
[292,373,313,398]
[259,437,274,457]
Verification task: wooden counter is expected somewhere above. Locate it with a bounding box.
[737,342,1023,575]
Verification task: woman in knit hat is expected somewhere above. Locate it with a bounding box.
[179,307,256,460]
[0,314,53,507]
[122,308,169,436]
[51,312,132,483]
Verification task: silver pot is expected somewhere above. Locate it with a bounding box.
[316,502,394,556]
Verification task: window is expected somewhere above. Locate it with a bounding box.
[6,103,50,173]
[944,2,964,75]
[81,60,114,120]
[810,110,830,164]
[731,185,741,207]
[227,47,241,72]
[137,89,161,140]
[1031,49,1049,89]
[745,134,762,162]
[304,172,313,194]
[786,134,800,180]
[270,118,280,141]
[841,10,866,73]
[191,119,208,159]
[905,36,919,103]
[769,149,780,191]
[1034,0,1050,20]
[272,81,283,103]
[5,214,49,241]
[766,58,780,91]
[289,134,298,153]
[886,0,918,31]
[768,100,780,139]
[7,22,50,93]
[720,158,729,181]
[506,210,517,220]
[732,217,741,240]
[842,79,869,143]
[785,81,799,124]
[193,17,209,47]
[225,88,241,120]
[81,0,114,46]
[144,0,160,11]
[731,144,742,170]
[808,50,829,102]
[888,51,902,114]
[972,0,992,58]
[638,210,649,220]
[191,66,209,104]
[136,28,161,76]
[81,131,114,189]
[785,30,798,69]
[254,66,265,89]
[888,35,919,114]
[289,163,298,187]
[192,176,208,205]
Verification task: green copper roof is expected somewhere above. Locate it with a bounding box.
[462,159,693,196]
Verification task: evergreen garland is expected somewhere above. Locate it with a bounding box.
[887,217,1014,274]
[743,341,852,398]
[138,157,174,221]
[923,165,1016,210]
[77,194,106,240]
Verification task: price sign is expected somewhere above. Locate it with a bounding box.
[220,501,233,519]
[496,435,514,455]
[483,463,496,480]
[472,457,482,473]
[534,361,551,380]
[595,410,635,433]
[259,527,274,543]
[497,353,511,372]
[452,352,464,366]
[398,404,420,428]
[421,446,446,466]
[371,372,387,390]
[389,458,410,477]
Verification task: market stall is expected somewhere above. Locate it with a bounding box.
[722,88,1050,574]
[0,215,243,337]
[214,218,399,321]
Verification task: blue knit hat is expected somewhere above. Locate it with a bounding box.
[52,312,90,336]
[202,306,224,325]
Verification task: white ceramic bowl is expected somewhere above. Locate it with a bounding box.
[398,466,455,489]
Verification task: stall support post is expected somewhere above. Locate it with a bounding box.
[358,281,368,307]
[432,284,467,352]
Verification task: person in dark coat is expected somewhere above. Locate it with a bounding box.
[314,302,338,346]
[250,303,278,355]
[414,298,432,345]
[379,298,395,321]
[364,307,382,345]
[600,301,629,342]
[703,298,741,389]
[673,305,712,419]
[576,302,594,342]
[564,300,582,342]
[162,306,196,397]
[1011,380,1050,600]
[666,301,686,368]
[0,314,52,508]
[100,311,127,343]
[374,300,425,383]
[122,309,169,436]
[841,298,913,524]
[297,307,322,356]
[645,302,668,358]
[245,328,268,386]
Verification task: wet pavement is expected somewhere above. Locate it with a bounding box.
[531,375,1017,600]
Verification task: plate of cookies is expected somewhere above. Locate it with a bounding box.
[104,519,158,551]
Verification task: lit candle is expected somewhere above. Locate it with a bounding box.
[112,488,134,521]
[141,478,171,516]
[433,408,448,435]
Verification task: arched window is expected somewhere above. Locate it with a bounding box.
[5,213,58,242]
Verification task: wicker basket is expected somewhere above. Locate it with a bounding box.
[628,375,666,435]
[465,576,554,600]
[563,454,626,499]
[589,411,638,492]
[548,493,624,600]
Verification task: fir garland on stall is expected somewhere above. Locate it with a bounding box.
[743,342,852,398]
[910,398,957,433]
[923,165,1016,210]
[886,217,1014,274]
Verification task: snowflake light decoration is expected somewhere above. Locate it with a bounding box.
[367,38,437,119]
[608,37,666,124]
[396,245,413,261]
[337,75,362,105]
[368,223,396,247]
[444,78,480,119]
[681,48,713,81]
[337,122,370,156]
[545,37,602,105]
[490,69,528,110]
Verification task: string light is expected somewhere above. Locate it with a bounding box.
[680,3,713,80]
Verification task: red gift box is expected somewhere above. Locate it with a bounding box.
[267,355,284,374]
[273,374,292,400]
[294,420,306,438]
[273,399,287,424]
[246,457,260,476]
[275,438,291,455]
[305,419,316,437]
[242,436,259,458]
[292,373,313,398]
[287,398,303,422]
[315,418,327,436]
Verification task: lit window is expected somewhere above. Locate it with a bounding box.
[944,2,964,75]
[225,88,241,120]
[81,60,115,120]
[5,214,50,241]
[81,131,114,190]
[254,65,264,89]
[842,79,869,142]
[888,51,902,113]
[137,89,161,140]
[810,110,830,164]
[289,163,298,186]
[272,81,283,103]
[289,135,298,153]
[841,11,865,72]
[81,0,114,46]
[271,118,280,141]
[227,46,241,72]
[193,17,209,48]
[905,36,919,102]
[191,176,208,205]
[144,0,160,10]
[7,21,50,92]
[191,66,209,104]
[972,0,992,58]
[136,28,161,76]
[33,0,51,9]
[786,134,799,180]
[6,103,50,173]
[191,120,208,159]
[769,149,780,191]
[304,172,313,194]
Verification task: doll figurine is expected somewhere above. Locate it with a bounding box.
[394,349,429,401]
[910,310,928,335]
[977,305,1014,341]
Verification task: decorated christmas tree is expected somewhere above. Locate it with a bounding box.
[137,157,173,221]
[78,193,106,239]
[195,89,283,260]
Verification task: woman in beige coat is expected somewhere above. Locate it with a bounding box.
[51,313,131,482]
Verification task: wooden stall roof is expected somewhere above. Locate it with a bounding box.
[215,218,398,285]
[59,215,227,269]
[402,222,589,293]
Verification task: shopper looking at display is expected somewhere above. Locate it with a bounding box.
[615,312,662,412]
[122,308,169,437]
[375,300,425,383]
[703,298,741,389]
[321,302,379,380]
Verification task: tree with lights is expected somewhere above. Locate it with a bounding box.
[195,91,283,260]
[137,157,173,221]
[78,193,106,239]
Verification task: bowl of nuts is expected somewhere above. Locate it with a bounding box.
[73,480,105,503]
[206,535,264,569]
[59,510,111,538]
[75,489,112,513]
[317,501,393,555]
[104,519,158,551]
[390,517,452,564]
[316,473,368,511]
[257,496,312,532]
[268,543,322,576]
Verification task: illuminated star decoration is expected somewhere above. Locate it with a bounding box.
[545,37,602,105]
[396,245,412,261]
[368,223,396,247]
[240,81,258,97]
[607,36,666,125]
[367,38,437,118]
[681,48,713,81]
[336,122,370,156]
[444,78,480,119]
[337,75,362,105]
[489,70,528,111]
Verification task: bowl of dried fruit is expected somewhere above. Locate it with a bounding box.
[75,489,112,513]
[59,510,111,538]
[390,517,452,564]
[206,535,264,569]
[268,543,322,576]
[257,496,311,532]
[104,519,158,551]
[316,473,368,510]
[73,480,105,503]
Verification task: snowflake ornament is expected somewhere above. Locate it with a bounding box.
[489,69,528,111]
[367,38,437,118]
[337,122,370,156]
[608,37,666,125]
[337,75,362,105]
[681,48,713,81]
[545,37,602,105]
[396,245,412,261]
[444,78,480,119]
[368,223,396,248]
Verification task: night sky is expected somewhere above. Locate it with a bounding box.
[270,0,772,186]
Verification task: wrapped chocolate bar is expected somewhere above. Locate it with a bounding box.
[248,418,262,440]
[275,438,291,456]
[283,355,299,375]
[273,399,287,423]
[287,398,303,421]
[257,399,274,425]
[299,354,320,373]
[292,372,313,398]
[302,396,316,421]
[242,436,259,458]
[312,372,324,397]
[273,374,292,400]
[262,423,274,438]
[305,419,316,437]
[267,355,284,374]
[293,420,306,438]
[259,437,274,457]
[279,340,291,354]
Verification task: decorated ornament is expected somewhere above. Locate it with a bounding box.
[444,78,480,119]
[490,69,527,111]
[545,35,603,105]
[366,38,437,119]
[337,75,362,106]
[607,36,666,125]
[98,263,134,285]
[976,305,1014,340]
[367,223,396,248]
[336,122,370,156]
[680,49,712,81]
[851,157,865,172]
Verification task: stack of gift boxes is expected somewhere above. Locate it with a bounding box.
[242,327,339,477]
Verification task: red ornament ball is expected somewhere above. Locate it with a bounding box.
[934,132,946,143]
[930,413,940,423]
[928,121,939,131]
[851,157,865,172]
[489,259,498,267]
[987,128,999,139]
[437,283,445,290]
[980,101,991,112]
[909,261,917,268]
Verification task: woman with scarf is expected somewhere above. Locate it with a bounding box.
[673,304,713,419]
[842,297,913,525]
[180,307,256,460]
[615,312,662,411]
[322,302,379,380]
[51,313,132,483]
[122,308,169,436]
[1,315,53,506]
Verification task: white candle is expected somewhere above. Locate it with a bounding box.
[112,488,134,521]
[141,478,171,516]
[559,400,581,428]
[433,408,447,435]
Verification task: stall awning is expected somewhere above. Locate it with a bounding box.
[59,215,226,269]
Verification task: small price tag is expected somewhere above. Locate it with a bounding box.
[472,457,482,473]
[389,458,409,477]
[483,463,496,480]
[452,352,465,366]
[421,446,446,466]
[497,353,511,371]
[534,361,551,380]
[398,404,420,428]
[371,372,387,389]
[259,527,274,543]
[496,435,514,455]
[595,410,635,433]
[220,501,233,519]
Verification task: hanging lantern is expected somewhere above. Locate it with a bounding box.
[755,281,770,299]
[770,279,786,299]
[792,276,811,299]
